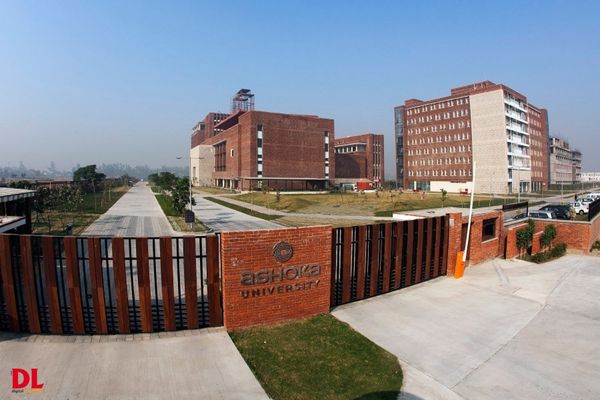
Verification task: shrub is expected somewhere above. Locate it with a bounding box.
[591,240,600,251]
[530,252,549,263]
[550,243,567,258]
[516,219,535,255]
[540,224,557,249]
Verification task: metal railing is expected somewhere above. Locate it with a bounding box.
[331,217,449,307]
[0,234,222,335]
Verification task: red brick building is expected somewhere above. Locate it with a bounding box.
[334,133,384,187]
[190,109,335,191]
[397,81,549,194]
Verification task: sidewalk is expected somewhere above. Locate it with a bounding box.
[83,182,174,236]
[0,328,268,400]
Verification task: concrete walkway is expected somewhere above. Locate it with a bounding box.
[333,255,600,400]
[206,194,394,222]
[0,328,268,400]
[84,182,174,237]
[193,192,281,232]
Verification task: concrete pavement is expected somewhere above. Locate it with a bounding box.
[0,328,268,400]
[333,255,600,400]
[84,182,174,236]
[193,193,281,232]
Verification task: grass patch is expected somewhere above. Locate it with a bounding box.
[205,197,280,221]
[155,194,179,217]
[31,185,129,235]
[167,216,210,233]
[230,314,402,400]
[234,191,512,217]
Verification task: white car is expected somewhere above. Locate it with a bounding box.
[570,202,588,215]
[579,197,595,205]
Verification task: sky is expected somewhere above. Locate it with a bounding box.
[1,0,599,179]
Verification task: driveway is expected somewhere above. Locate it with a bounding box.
[83,182,174,236]
[0,328,268,400]
[192,193,280,232]
[333,255,600,400]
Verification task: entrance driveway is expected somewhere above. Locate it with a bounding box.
[333,255,600,400]
[83,182,174,236]
[0,328,268,400]
[192,193,280,232]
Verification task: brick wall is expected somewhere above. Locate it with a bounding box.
[462,211,503,265]
[220,226,332,331]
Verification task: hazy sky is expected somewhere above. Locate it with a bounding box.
[1,1,599,179]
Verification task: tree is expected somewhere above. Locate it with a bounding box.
[441,189,448,207]
[170,177,194,214]
[540,224,557,250]
[516,219,535,257]
[73,164,106,212]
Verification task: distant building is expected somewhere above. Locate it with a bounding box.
[334,133,384,187]
[549,137,582,184]
[189,89,335,191]
[581,172,600,182]
[396,81,549,194]
[0,188,35,233]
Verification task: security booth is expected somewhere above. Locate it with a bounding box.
[0,188,36,234]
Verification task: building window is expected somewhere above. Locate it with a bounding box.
[257,124,263,177]
[482,218,497,241]
[324,131,330,179]
[214,142,227,172]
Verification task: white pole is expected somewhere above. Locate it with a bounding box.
[463,161,476,263]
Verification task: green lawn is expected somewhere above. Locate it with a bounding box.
[230,314,403,400]
[32,185,129,235]
[234,191,513,217]
[155,193,179,217]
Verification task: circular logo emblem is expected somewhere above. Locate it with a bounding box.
[272,241,293,263]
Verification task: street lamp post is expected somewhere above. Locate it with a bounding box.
[177,156,204,228]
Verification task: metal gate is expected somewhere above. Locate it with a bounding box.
[331,217,449,307]
[0,234,222,334]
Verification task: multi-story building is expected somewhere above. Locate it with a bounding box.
[397,81,549,194]
[189,90,335,191]
[394,106,405,185]
[572,149,582,183]
[581,172,600,182]
[549,137,583,184]
[334,133,384,187]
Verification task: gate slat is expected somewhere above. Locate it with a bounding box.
[183,236,198,329]
[433,217,442,277]
[355,226,367,300]
[341,227,353,304]
[414,219,424,284]
[394,222,404,290]
[405,221,415,287]
[112,238,130,334]
[424,218,434,281]
[207,235,223,326]
[382,224,392,293]
[135,238,153,333]
[330,229,338,307]
[0,235,19,331]
[19,236,40,333]
[442,216,449,274]
[88,237,107,334]
[64,236,84,334]
[42,236,62,333]
[369,225,380,297]
[160,237,176,331]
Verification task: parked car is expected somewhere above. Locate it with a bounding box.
[539,204,572,220]
[579,197,595,205]
[528,210,557,219]
[570,202,589,215]
[586,192,600,199]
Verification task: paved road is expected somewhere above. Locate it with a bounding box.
[0,328,268,400]
[84,182,174,236]
[193,193,281,232]
[333,255,600,400]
